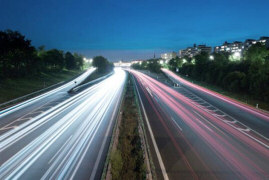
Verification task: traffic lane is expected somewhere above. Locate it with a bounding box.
[0,69,126,179]
[0,68,95,120]
[133,75,218,180]
[131,70,269,179]
[139,71,269,157]
[162,69,269,138]
[0,92,70,131]
[180,83,269,137]
[0,84,101,165]
[20,90,120,180]
[0,70,124,160]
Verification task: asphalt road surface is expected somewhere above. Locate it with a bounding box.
[0,68,95,135]
[162,69,269,138]
[130,69,269,180]
[0,68,127,180]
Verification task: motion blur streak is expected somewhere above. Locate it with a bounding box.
[0,68,95,119]
[129,69,269,179]
[162,68,269,123]
[0,68,126,180]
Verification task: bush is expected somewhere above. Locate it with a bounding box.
[222,71,246,92]
[111,150,123,180]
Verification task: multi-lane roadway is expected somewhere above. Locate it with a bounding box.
[130,69,269,180]
[1,67,268,180]
[0,68,127,179]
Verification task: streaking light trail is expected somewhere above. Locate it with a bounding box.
[129,69,269,179]
[0,68,126,180]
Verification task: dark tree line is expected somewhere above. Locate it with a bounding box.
[0,30,84,79]
[172,43,269,102]
[131,59,162,73]
[92,56,114,73]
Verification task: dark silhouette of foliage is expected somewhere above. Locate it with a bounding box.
[65,52,76,70]
[172,44,269,102]
[92,56,114,73]
[0,30,84,79]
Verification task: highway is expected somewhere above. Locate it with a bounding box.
[0,68,127,179]
[130,69,269,180]
[162,69,269,138]
[0,68,95,134]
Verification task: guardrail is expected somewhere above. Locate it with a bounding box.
[0,81,65,110]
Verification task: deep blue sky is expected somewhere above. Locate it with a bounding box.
[1,0,269,61]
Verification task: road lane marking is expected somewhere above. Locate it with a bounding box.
[0,126,18,131]
[171,117,183,131]
[48,135,73,164]
[193,111,221,132]
[89,88,123,180]
[134,78,169,180]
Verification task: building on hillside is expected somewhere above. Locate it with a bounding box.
[214,41,244,54]
[215,36,269,54]
[179,44,212,58]
[161,52,177,61]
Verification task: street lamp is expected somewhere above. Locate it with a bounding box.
[209,55,214,60]
[233,52,241,58]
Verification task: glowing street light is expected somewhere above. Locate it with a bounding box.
[230,52,241,61]
[233,52,241,58]
[209,55,214,60]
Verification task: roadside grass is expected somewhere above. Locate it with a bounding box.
[177,73,269,111]
[0,69,83,104]
[109,74,146,180]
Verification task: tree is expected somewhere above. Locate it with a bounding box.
[193,52,209,80]
[244,43,269,63]
[222,71,247,92]
[42,49,65,70]
[0,30,37,77]
[65,52,76,70]
[73,53,84,69]
[131,63,142,70]
[147,59,161,73]
[92,56,112,73]
[168,57,183,71]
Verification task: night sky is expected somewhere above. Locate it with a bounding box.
[1,0,269,61]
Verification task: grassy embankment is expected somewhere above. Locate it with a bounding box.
[173,72,269,111]
[106,74,149,180]
[0,69,84,104]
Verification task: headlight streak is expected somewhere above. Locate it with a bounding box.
[0,68,96,119]
[129,69,269,179]
[0,78,104,150]
[0,69,127,179]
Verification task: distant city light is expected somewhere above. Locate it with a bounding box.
[83,58,93,63]
[233,52,241,58]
